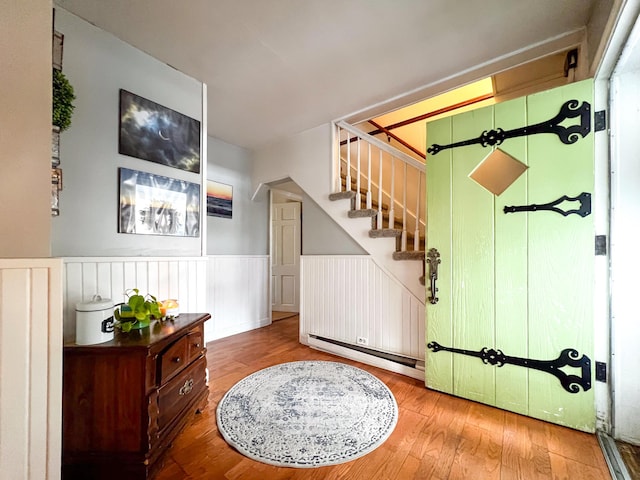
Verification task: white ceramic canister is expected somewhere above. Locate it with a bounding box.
[75,295,115,345]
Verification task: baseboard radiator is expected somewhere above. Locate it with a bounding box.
[307,334,425,381]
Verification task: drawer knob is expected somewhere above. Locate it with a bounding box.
[173,357,181,363]
[179,379,194,396]
[194,343,201,348]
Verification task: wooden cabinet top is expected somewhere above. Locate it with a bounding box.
[64,312,210,352]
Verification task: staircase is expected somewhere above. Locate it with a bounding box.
[330,121,426,285]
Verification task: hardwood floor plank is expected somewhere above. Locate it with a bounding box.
[393,454,421,479]
[387,408,428,455]
[152,316,611,480]
[502,413,553,480]
[447,424,502,480]
[548,452,611,480]
[616,441,640,479]
[545,423,609,470]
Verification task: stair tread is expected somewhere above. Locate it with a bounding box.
[392,250,425,261]
[369,229,402,238]
[348,209,377,218]
[329,191,356,201]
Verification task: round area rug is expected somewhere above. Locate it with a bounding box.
[216,360,398,468]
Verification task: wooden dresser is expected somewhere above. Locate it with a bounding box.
[62,313,210,479]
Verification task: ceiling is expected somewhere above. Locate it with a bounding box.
[55,0,601,150]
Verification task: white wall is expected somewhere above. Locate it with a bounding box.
[0,259,63,480]
[62,257,208,342]
[0,0,51,258]
[0,3,62,479]
[301,255,424,360]
[206,255,270,340]
[610,19,640,444]
[51,8,204,257]
[207,136,268,255]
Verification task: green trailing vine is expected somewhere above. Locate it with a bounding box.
[52,69,76,131]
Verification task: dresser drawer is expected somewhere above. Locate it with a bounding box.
[159,335,188,383]
[186,327,204,363]
[157,355,206,431]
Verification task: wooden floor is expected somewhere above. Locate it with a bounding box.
[616,440,640,478]
[155,316,611,480]
[271,311,299,321]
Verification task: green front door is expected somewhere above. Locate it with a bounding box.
[425,80,595,431]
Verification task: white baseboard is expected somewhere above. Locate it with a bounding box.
[208,317,271,342]
[305,335,424,381]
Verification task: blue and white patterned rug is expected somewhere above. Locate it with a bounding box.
[216,360,398,468]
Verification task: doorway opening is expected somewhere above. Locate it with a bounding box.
[269,179,303,324]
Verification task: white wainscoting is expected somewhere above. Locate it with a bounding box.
[63,257,208,343]
[301,255,425,361]
[0,258,63,480]
[207,255,270,341]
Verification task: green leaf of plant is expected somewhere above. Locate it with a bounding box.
[52,69,75,132]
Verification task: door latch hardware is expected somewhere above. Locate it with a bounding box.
[564,48,578,76]
[427,99,591,155]
[427,341,591,393]
[426,248,441,305]
[503,192,591,217]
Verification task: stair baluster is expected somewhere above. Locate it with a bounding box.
[415,172,422,251]
[401,162,408,251]
[345,131,351,196]
[389,156,395,230]
[335,125,342,192]
[355,138,361,210]
[377,149,383,230]
[366,143,372,210]
[331,120,426,285]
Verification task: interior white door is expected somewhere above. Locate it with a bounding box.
[271,202,301,312]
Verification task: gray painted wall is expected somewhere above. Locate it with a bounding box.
[51,9,362,259]
[301,192,366,255]
[207,136,269,255]
[51,8,203,257]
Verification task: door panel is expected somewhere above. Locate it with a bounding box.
[271,202,301,312]
[526,81,594,429]
[426,80,595,431]
[425,118,454,394]
[494,97,529,415]
[451,107,496,405]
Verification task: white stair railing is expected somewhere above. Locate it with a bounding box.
[334,121,426,251]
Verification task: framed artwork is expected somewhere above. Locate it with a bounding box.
[118,89,201,173]
[118,167,200,237]
[207,180,233,219]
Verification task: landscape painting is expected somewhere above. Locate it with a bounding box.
[119,89,201,173]
[207,180,233,219]
[119,168,200,237]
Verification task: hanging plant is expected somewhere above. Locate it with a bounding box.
[52,69,76,132]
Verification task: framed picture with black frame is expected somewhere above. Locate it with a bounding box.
[118,167,200,237]
[118,89,201,174]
